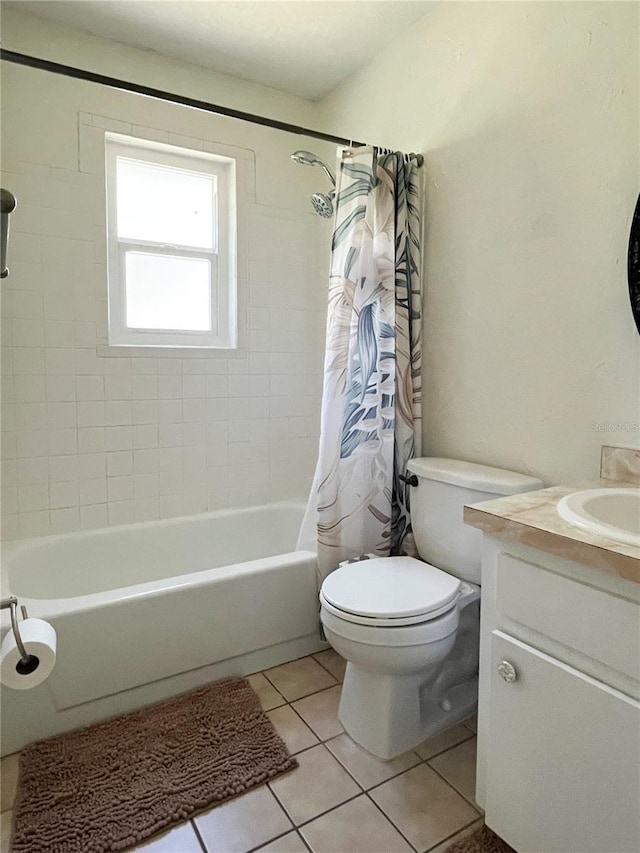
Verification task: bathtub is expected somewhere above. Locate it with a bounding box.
[1,502,323,754]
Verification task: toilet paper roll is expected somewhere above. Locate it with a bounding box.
[1,618,57,690]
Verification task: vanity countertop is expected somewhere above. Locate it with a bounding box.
[464,483,640,584]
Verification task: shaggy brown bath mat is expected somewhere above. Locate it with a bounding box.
[445,824,515,853]
[11,676,297,852]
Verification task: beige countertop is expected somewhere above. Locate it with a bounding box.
[464,483,640,584]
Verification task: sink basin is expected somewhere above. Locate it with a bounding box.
[557,488,640,548]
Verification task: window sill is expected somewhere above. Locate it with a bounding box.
[96,343,243,358]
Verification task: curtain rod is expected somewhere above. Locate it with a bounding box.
[0,48,362,148]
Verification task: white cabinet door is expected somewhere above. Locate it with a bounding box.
[486,631,640,853]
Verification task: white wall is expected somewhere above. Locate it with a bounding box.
[0,56,333,539]
[0,7,319,130]
[318,1,640,485]
[2,1,638,543]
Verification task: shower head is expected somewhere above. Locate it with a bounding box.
[291,150,321,166]
[291,149,336,218]
[311,192,334,219]
[291,150,336,187]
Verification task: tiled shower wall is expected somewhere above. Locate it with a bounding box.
[0,62,333,539]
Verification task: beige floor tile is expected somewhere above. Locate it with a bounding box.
[133,822,203,852]
[0,754,19,813]
[1,810,12,853]
[370,763,478,851]
[463,714,477,733]
[415,724,474,760]
[427,817,485,853]
[268,705,319,754]
[326,733,420,790]
[301,794,413,853]
[248,673,286,711]
[429,737,478,805]
[313,649,346,682]
[254,831,308,852]
[195,786,292,853]
[264,658,337,702]
[291,685,343,741]
[269,744,360,826]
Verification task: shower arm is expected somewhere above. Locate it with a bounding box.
[318,163,336,188]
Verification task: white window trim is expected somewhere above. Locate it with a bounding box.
[105,133,237,349]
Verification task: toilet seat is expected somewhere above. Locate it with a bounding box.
[319,556,461,628]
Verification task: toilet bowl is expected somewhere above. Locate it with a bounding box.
[319,457,543,760]
[320,555,480,759]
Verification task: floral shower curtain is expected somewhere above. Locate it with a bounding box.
[314,146,422,583]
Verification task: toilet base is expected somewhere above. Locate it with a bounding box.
[338,665,478,760]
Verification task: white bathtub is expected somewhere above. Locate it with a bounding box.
[1,502,323,754]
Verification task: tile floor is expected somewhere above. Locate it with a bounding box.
[0,650,484,853]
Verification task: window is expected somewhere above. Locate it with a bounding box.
[105,134,237,348]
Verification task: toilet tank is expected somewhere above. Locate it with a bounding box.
[406,457,543,584]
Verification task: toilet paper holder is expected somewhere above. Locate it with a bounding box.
[1,596,31,666]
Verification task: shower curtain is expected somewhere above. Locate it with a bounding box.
[311,145,422,583]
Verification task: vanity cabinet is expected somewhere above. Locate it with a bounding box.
[476,543,640,853]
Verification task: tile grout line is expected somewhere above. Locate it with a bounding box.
[243,822,296,853]
[423,816,485,853]
[294,827,314,853]
[279,789,365,832]
[248,673,288,708]
[362,790,421,852]
[189,817,209,853]
[283,701,325,746]
[424,753,483,814]
[310,652,344,682]
[262,674,483,845]
[263,671,483,851]
[415,729,476,763]
[272,736,425,852]
[268,740,366,831]
[323,742,426,796]
[261,675,339,705]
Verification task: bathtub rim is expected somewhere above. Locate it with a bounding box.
[1,501,315,622]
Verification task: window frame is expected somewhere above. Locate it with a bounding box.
[105,133,237,349]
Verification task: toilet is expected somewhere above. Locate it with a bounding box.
[319,457,542,759]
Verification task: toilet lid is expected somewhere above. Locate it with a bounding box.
[320,556,461,621]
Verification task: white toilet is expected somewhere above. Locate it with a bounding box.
[319,457,542,759]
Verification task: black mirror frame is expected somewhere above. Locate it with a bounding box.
[628,193,640,335]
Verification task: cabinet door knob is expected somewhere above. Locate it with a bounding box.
[498,660,518,683]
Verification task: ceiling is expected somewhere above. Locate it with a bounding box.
[7,1,433,100]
